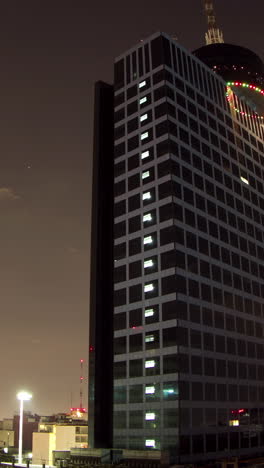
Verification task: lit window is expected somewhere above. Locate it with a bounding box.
[141,132,149,140]
[163,388,175,395]
[144,259,153,268]
[139,80,146,89]
[145,308,154,317]
[145,334,154,343]
[229,419,239,426]
[141,150,150,159]
[142,191,151,201]
[140,96,147,105]
[145,412,155,420]
[145,360,155,368]
[143,236,153,245]
[140,113,148,122]
[144,283,154,292]
[143,213,152,222]
[145,439,155,448]
[142,170,150,179]
[145,386,155,394]
[240,176,249,185]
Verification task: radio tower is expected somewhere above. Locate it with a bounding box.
[80,358,84,409]
[203,0,224,45]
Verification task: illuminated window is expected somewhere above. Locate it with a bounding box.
[145,359,155,368]
[145,334,154,343]
[141,132,149,140]
[229,419,239,426]
[142,170,150,180]
[145,439,155,448]
[139,80,146,89]
[143,236,153,245]
[145,412,155,420]
[143,213,152,222]
[163,388,175,395]
[144,283,154,292]
[141,150,150,159]
[140,113,148,122]
[240,176,249,185]
[144,259,153,268]
[145,386,155,394]
[140,96,147,105]
[142,191,151,201]
[145,308,154,317]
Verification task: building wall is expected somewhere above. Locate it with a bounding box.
[32,432,55,466]
[0,430,14,448]
[111,31,264,463]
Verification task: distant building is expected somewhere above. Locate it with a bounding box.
[32,420,88,466]
[13,412,40,451]
[0,418,14,449]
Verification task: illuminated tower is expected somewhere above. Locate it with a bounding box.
[203,0,224,45]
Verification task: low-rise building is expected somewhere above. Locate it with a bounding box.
[32,420,88,466]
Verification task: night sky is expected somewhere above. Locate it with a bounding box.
[0,0,263,419]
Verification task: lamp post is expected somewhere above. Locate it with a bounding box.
[17,391,32,465]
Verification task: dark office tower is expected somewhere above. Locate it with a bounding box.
[89,81,114,448]
[90,31,264,463]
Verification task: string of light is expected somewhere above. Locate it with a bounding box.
[226,81,264,120]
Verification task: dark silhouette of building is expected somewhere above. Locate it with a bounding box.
[14,412,40,451]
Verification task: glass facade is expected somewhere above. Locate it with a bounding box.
[112,32,264,462]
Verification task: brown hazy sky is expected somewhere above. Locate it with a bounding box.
[0,0,263,418]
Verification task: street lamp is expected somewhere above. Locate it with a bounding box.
[17,391,32,465]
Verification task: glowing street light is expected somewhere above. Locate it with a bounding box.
[17,391,32,465]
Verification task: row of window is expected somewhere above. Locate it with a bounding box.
[114,381,178,403]
[114,300,264,331]
[114,341,264,379]
[115,134,264,212]
[114,269,264,309]
[114,430,264,454]
[114,408,178,430]
[115,145,264,219]
[115,241,264,284]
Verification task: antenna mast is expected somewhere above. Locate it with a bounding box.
[80,359,84,409]
[203,0,224,45]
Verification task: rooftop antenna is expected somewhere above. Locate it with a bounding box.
[80,359,84,409]
[203,0,224,45]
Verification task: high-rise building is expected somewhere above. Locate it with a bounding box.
[89,24,264,464]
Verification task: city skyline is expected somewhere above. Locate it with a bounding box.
[0,0,263,419]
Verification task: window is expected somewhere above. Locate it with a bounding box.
[145,359,155,368]
[143,213,152,222]
[144,259,154,268]
[145,385,155,394]
[144,283,154,292]
[141,150,150,160]
[145,440,155,448]
[142,170,150,179]
[145,334,155,343]
[143,235,153,245]
[141,131,149,140]
[140,96,147,105]
[145,412,155,420]
[139,80,146,89]
[145,308,154,317]
[140,113,148,122]
[240,176,249,185]
[142,191,151,201]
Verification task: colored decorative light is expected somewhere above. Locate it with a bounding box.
[226,81,264,120]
